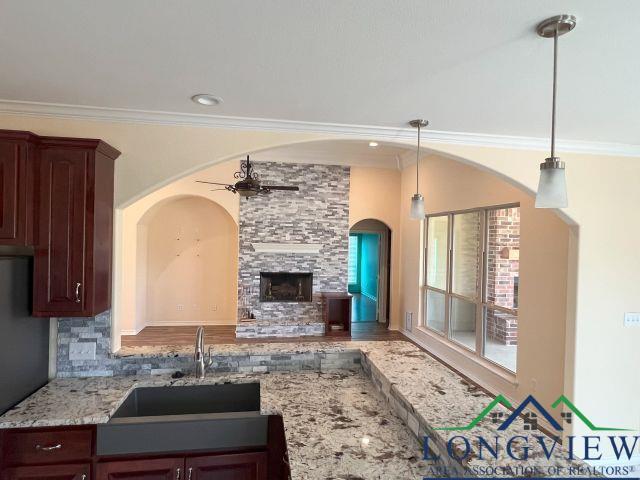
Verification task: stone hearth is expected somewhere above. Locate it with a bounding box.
[235,319,325,338]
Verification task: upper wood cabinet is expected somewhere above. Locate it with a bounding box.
[33,137,120,317]
[0,131,36,246]
[0,129,120,318]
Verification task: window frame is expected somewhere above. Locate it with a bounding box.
[421,203,520,373]
[348,233,362,291]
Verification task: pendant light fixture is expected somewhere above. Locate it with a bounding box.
[535,14,576,209]
[409,119,428,219]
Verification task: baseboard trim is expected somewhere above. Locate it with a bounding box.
[120,326,143,336]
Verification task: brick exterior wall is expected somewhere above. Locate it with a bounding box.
[238,162,350,323]
[485,208,520,345]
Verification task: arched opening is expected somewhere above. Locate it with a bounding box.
[123,195,238,343]
[348,219,392,330]
[111,137,577,418]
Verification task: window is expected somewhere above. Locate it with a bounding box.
[348,234,360,287]
[424,216,448,332]
[422,205,520,372]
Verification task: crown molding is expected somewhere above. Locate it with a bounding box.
[0,99,638,157]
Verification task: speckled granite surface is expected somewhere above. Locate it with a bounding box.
[115,340,361,358]
[0,371,435,479]
[1,341,594,478]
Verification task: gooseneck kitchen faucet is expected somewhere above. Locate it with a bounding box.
[194,326,213,379]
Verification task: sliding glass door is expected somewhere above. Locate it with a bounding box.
[422,205,520,372]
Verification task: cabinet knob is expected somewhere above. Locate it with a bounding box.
[75,282,82,303]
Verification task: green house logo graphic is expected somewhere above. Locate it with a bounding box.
[434,394,631,432]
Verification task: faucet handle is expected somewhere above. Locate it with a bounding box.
[205,345,214,368]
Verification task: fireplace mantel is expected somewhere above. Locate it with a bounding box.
[251,242,322,254]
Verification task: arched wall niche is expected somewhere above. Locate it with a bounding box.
[124,194,238,334]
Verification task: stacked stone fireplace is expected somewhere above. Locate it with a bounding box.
[236,162,350,338]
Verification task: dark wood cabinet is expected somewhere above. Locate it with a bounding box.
[0,129,119,317]
[185,452,267,480]
[32,136,119,317]
[2,426,93,466]
[1,425,281,480]
[96,457,183,480]
[1,463,90,480]
[321,292,352,336]
[0,131,35,246]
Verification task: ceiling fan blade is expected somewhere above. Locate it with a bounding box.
[262,185,300,191]
[209,188,228,192]
[196,180,233,187]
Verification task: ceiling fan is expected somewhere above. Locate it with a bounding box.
[196,155,300,197]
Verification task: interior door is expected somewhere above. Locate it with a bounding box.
[2,463,90,480]
[34,148,87,314]
[185,452,267,480]
[95,457,184,480]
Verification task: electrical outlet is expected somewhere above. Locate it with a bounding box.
[531,378,537,393]
[176,304,184,311]
[405,312,413,331]
[69,342,96,361]
[624,312,640,327]
[212,305,218,312]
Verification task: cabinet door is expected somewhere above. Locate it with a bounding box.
[0,140,27,245]
[2,463,90,480]
[34,148,88,315]
[185,452,267,480]
[95,458,183,480]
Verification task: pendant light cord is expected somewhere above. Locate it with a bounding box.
[416,124,421,194]
[551,30,558,158]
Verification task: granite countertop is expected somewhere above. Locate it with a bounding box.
[115,340,361,358]
[0,370,434,480]
[1,340,594,478]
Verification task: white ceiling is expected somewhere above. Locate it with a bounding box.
[1,0,639,146]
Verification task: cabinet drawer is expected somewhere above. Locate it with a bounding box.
[2,428,93,466]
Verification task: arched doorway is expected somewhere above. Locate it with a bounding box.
[349,219,391,327]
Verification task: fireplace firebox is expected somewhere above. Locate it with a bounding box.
[260,272,313,302]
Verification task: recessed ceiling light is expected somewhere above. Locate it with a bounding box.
[191,94,223,106]
[368,141,379,147]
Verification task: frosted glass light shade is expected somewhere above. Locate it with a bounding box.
[535,167,568,208]
[410,193,425,219]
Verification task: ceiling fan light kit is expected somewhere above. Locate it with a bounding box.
[196,155,300,197]
[535,14,575,209]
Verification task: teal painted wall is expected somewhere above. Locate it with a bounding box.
[360,233,379,301]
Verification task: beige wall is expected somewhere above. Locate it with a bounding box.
[0,113,637,446]
[349,167,402,329]
[141,196,237,325]
[400,154,570,422]
[117,160,240,335]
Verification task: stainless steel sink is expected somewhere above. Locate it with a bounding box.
[110,383,261,419]
[97,383,266,456]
